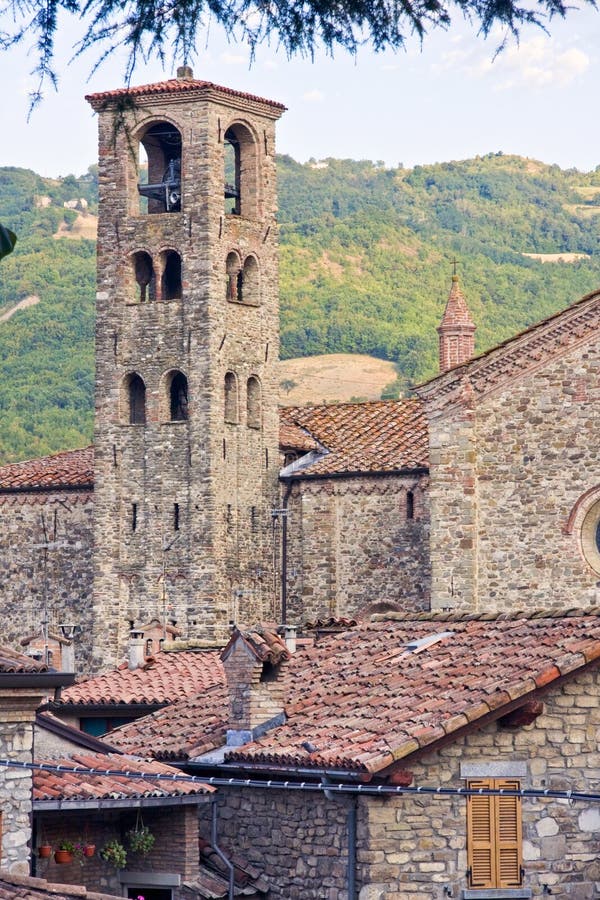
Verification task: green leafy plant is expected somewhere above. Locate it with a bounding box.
[100,839,127,868]
[127,824,155,855]
[58,840,75,852]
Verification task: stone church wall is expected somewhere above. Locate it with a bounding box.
[0,491,94,667]
[285,474,430,624]
[427,337,600,612]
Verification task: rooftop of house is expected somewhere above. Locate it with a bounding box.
[0,871,121,900]
[54,649,223,707]
[106,609,600,774]
[0,447,94,491]
[0,645,51,674]
[280,399,428,477]
[85,75,286,111]
[33,751,213,806]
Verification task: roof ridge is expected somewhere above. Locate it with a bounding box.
[370,606,600,623]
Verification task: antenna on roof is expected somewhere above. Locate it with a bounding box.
[33,510,67,667]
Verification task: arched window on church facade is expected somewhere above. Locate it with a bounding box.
[132,251,156,303]
[165,370,189,421]
[161,250,182,300]
[246,376,261,429]
[137,121,182,215]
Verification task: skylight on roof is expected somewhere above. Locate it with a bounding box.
[405,631,454,654]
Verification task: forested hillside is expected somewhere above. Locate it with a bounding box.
[1,154,600,463]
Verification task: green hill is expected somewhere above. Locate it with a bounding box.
[1,154,600,462]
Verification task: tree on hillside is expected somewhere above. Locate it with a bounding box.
[1,0,595,102]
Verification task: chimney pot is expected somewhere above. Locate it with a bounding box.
[128,629,146,670]
[284,625,297,654]
[177,65,194,80]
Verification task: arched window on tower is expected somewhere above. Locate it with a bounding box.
[123,373,146,424]
[161,250,182,300]
[225,251,243,302]
[167,371,189,421]
[224,372,239,424]
[246,376,261,429]
[137,122,182,215]
[132,251,156,302]
[223,124,257,218]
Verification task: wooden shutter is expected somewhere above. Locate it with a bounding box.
[467,778,522,889]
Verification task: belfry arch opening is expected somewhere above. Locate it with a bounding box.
[161,250,182,300]
[225,251,243,302]
[138,122,182,214]
[123,373,146,424]
[242,255,260,306]
[165,370,189,421]
[223,124,257,218]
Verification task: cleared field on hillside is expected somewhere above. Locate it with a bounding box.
[278,354,396,405]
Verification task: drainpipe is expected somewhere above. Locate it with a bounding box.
[211,798,235,900]
[347,796,357,900]
[281,480,293,624]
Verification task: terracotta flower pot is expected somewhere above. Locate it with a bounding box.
[38,845,52,859]
[83,844,96,857]
[54,849,73,864]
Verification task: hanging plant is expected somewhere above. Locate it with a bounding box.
[127,823,155,855]
[100,839,127,868]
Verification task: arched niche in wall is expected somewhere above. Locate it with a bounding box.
[163,369,189,422]
[246,375,262,429]
[131,251,156,303]
[223,123,258,218]
[224,372,239,424]
[160,249,182,300]
[121,372,147,424]
[137,121,182,215]
[225,251,243,302]
[241,255,260,306]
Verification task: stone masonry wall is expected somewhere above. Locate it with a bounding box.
[0,694,40,875]
[358,669,600,899]
[285,475,430,624]
[426,336,600,612]
[199,786,352,899]
[0,491,93,669]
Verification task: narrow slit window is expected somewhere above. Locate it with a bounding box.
[131,503,138,532]
[174,502,180,531]
[406,490,415,520]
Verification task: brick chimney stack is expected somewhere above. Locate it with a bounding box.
[437,274,476,373]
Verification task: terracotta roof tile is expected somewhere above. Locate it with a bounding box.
[33,752,212,802]
[279,421,319,453]
[85,78,285,111]
[56,650,223,706]
[221,627,290,665]
[224,610,600,773]
[280,399,428,476]
[0,645,50,674]
[0,447,93,491]
[0,871,120,900]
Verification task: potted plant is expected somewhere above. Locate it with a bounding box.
[54,840,75,864]
[127,822,155,855]
[83,843,96,857]
[38,843,52,859]
[100,839,127,868]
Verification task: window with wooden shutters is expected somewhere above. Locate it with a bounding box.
[467,778,523,889]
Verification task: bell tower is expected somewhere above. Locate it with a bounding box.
[86,69,285,669]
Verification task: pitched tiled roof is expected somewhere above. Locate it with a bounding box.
[225,609,600,773]
[55,650,223,706]
[279,421,319,453]
[438,275,476,330]
[0,447,93,491]
[33,752,213,803]
[417,287,600,405]
[221,627,290,665]
[0,645,50,674]
[86,79,285,111]
[107,682,228,761]
[0,871,120,900]
[280,399,428,477]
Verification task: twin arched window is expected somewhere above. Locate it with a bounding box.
[122,370,189,424]
[225,252,260,306]
[224,373,261,428]
[137,121,182,215]
[131,250,182,303]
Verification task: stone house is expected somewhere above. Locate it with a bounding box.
[101,612,600,899]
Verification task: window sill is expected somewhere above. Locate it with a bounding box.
[463,890,532,899]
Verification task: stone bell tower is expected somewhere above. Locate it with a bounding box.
[86,69,285,669]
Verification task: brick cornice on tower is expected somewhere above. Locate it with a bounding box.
[437,274,476,373]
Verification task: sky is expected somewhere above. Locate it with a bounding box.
[1,6,600,177]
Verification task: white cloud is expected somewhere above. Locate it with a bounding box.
[303,89,325,102]
[220,52,247,65]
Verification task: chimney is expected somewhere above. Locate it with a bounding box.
[58,624,79,673]
[437,273,476,373]
[221,628,290,746]
[177,65,194,80]
[283,625,297,654]
[128,629,146,670]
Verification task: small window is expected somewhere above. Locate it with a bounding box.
[225,372,239,424]
[131,503,138,532]
[173,502,180,531]
[250,506,259,534]
[125,374,146,425]
[132,251,155,302]
[226,251,242,302]
[467,778,522,889]
[247,376,261,429]
[406,490,414,520]
[161,250,182,300]
[167,371,189,421]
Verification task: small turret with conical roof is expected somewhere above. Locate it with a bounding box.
[437,270,476,372]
